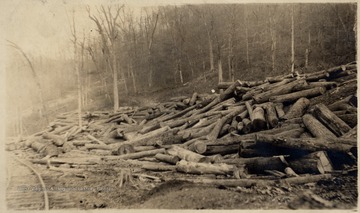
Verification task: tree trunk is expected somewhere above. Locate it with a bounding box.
[113,51,119,111]
[155,153,180,165]
[288,151,333,174]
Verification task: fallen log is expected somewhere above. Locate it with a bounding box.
[154,153,180,165]
[302,114,336,138]
[255,134,356,154]
[253,79,307,103]
[341,125,357,139]
[176,160,236,175]
[312,103,351,136]
[283,98,310,120]
[274,103,285,118]
[282,174,332,185]
[241,118,252,134]
[269,87,326,103]
[204,144,239,155]
[167,145,209,163]
[264,103,278,128]
[142,164,176,171]
[252,107,267,130]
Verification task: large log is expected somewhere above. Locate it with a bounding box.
[252,107,267,130]
[206,123,302,146]
[188,140,207,154]
[274,103,285,118]
[264,103,279,128]
[283,98,310,120]
[312,103,351,136]
[253,79,307,103]
[154,153,180,165]
[288,151,333,174]
[269,87,326,103]
[341,125,357,139]
[204,144,239,155]
[176,160,236,175]
[167,145,209,163]
[302,114,336,138]
[219,156,287,174]
[255,134,355,154]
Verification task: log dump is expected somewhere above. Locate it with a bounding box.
[8,62,357,187]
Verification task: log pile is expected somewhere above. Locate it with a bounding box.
[9,62,357,186]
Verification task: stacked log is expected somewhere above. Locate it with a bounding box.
[11,62,357,186]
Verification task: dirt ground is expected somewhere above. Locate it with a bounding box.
[7,149,357,210]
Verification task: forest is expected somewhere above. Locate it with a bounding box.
[6,3,356,135]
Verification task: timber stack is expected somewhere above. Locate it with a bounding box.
[7,61,357,186]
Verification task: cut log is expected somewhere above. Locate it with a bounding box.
[264,103,279,128]
[219,123,231,136]
[241,118,252,134]
[288,151,333,174]
[252,107,267,130]
[42,133,66,146]
[312,103,351,136]
[283,98,310,120]
[86,134,106,146]
[188,140,207,154]
[341,125,357,139]
[255,134,355,154]
[116,144,136,155]
[302,114,336,138]
[176,160,236,175]
[273,128,305,138]
[253,79,307,103]
[236,121,244,132]
[269,87,326,103]
[228,119,239,133]
[154,153,180,165]
[189,92,198,106]
[205,154,223,163]
[282,174,332,185]
[167,145,209,163]
[204,144,239,155]
[274,103,285,118]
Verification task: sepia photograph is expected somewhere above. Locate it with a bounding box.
[1,0,357,210]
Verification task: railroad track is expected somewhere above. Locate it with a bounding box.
[6,154,78,210]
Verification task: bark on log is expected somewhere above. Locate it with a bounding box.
[302,114,336,138]
[204,144,239,155]
[253,79,307,103]
[176,160,236,175]
[264,103,279,128]
[312,103,351,136]
[252,107,267,130]
[283,98,310,120]
[255,134,355,154]
[269,87,326,103]
[154,153,180,165]
[341,125,357,139]
[273,128,305,138]
[288,151,333,174]
[282,174,332,185]
[275,103,285,118]
[167,145,209,163]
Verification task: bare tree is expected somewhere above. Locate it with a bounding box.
[87,5,124,111]
[67,10,82,128]
[291,5,295,74]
